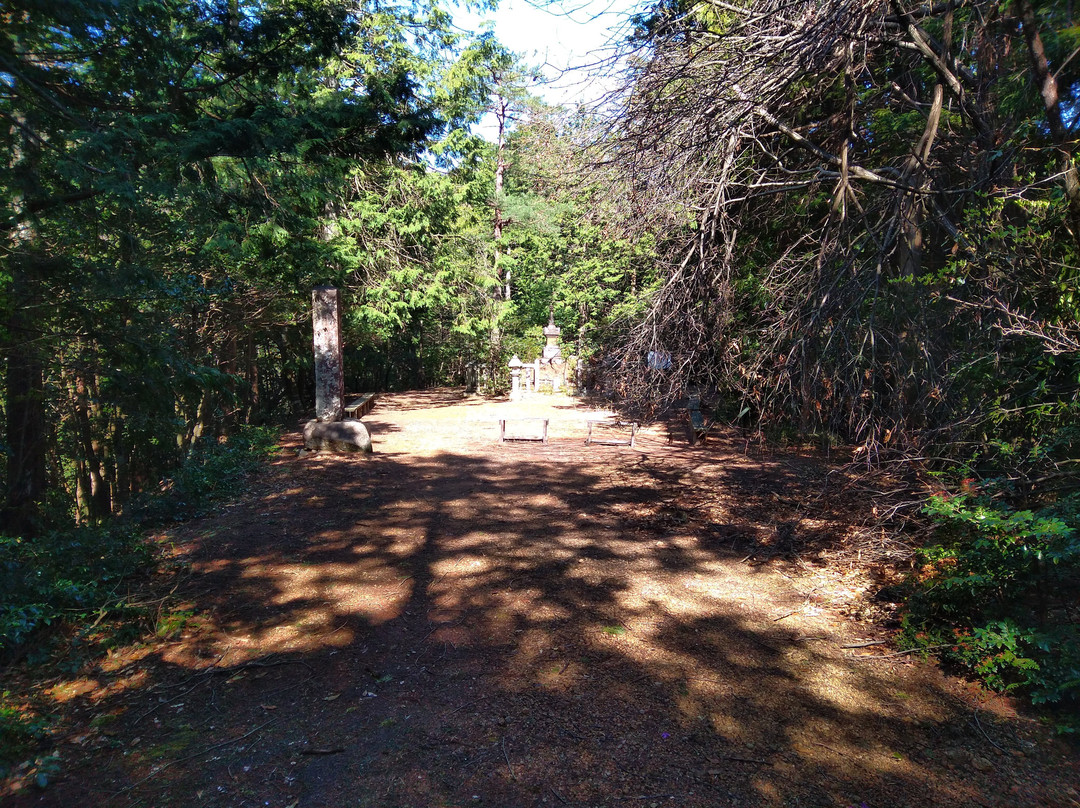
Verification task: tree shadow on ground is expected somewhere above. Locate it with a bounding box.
[5,424,1075,808]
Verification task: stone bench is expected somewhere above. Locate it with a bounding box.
[499,418,549,443]
[344,393,377,419]
[585,418,637,448]
[688,407,714,445]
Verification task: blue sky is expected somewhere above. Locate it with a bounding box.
[456,0,640,110]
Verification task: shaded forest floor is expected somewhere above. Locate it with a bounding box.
[3,388,1078,807]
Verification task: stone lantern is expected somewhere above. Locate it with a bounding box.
[540,308,565,392]
[508,354,524,401]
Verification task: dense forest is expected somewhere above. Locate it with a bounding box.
[1,0,1078,744]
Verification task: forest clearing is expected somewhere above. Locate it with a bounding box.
[2,390,1077,807]
[4,0,1080,803]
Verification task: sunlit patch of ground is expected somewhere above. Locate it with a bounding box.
[4,389,1077,808]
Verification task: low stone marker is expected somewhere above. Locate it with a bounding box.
[303,419,373,454]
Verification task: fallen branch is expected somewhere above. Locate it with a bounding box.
[444,697,485,716]
[610,796,681,802]
[549,785,571,805]
[717,755,771,765]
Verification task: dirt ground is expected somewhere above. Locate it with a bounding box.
[3,388,1078,808]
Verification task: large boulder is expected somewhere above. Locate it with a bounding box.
[303,418,373,454]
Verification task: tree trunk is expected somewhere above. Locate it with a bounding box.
[2,99,47,535]
[897,83,944,278]
[72,364,110,521]
[2,259,47,535]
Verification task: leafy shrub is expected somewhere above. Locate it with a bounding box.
[0,524,154,659]
[0,694,49,767]
[1,426,280,659]
[130,425,279,524]
[901,491,1080,727]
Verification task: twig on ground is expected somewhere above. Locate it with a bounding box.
[854,643,957,659]
[840,640,887,649]
[502,737,516,780]
[445,697,484,715]
[417,617,462,645]
[973,710,1007,754]
[549,785,571,805]
[111,719,275,796]
[717,755,771,765]
[170,653,311,688]
[610,796,680,802]
[134,682,203,725]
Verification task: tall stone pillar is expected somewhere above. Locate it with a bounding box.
[312,286,344,422]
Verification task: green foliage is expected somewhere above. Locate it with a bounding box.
[0,693,50,769]
[902,492,1080,724]
[0,425,277,664]
[131,425,280,524]
[1,0,520,526]
[155,608,195,640]
[0,524,153,657]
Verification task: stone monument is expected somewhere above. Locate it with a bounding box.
[542,312,562,362]
[306,286,372,454]
[536,308,568,393]
[312,286,344,422]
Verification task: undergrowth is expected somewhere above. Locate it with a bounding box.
[0,425,279,769]
[900,489,1080,732]
[129,425,280,524]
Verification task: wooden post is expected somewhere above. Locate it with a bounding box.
[312,287,344,422]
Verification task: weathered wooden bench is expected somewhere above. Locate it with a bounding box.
[499,417,549,443]
[344,393,377,419]
[585,418,637,447]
